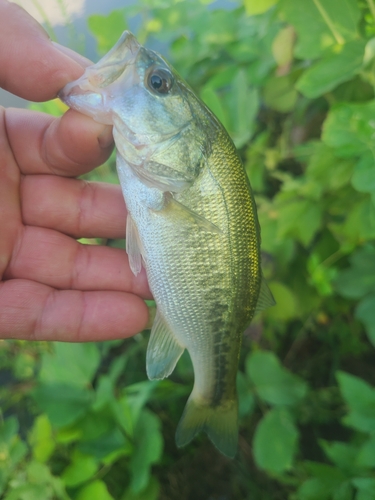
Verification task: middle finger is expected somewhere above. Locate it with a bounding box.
[4,225,151,299]
[22,175,126,239]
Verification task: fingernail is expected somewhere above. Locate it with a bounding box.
[98,125,114,149]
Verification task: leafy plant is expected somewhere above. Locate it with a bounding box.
[2,0,375,498]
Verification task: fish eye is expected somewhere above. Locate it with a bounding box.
[147,68,173,95]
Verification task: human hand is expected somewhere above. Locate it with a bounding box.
[0,0,151,342]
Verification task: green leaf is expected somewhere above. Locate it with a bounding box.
[320,440,359,472]
[121,477,160,500]
[62,451,98,487]
[28,414,55,463]
[3,484,52,500]
[356,436,375,468]
[108,354,128,384]
[117,381,159,437]
[352,152,375,194]
[296,40,366,98]
[224,69,259,147]
[336,371,375,433]
[263,74,298,112]
[307,252,337,297]
[272,26,295,67]
[70,408,115,442]
[39,343,100,388]
[356,293,375,347]
[0,417,18,445]
[280,0,360,59]
[246,350,308,406]
[32,383,93,428]
[297,478,332,500]
[200,86,230,131]
[330,197,375,246]
[352,478,375,500]
[276,197,322,246]
[69,401,130,465]
[322,100,375,157]
[265,281,298,321]
[299,479,352,500]
[333,482,355,500]
[76,480,114,500]
[335,245,375,299]
[298,463,347,500]
[55,426,82,445]
[253,407,299,473]
[88,11,128,54]
[237,371,256,419]
[26,461,53,484]
[356,490,375,500]
[200,67,259,147]
[92,375,115,411]
[13,352,35,380]
[305,142,354,192]
[13,461,68,500]
[0,418,27,497]
[78,427,131,462]
[244,0,279,15]
[129,410,163,493]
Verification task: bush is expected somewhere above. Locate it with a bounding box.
[2,1,375,498]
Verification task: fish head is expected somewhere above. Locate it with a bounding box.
[60,31,218,190]
[59,31,198,144]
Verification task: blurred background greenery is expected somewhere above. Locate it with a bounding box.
[2,0,375,498]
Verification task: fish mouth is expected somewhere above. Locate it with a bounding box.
[59,31,141,124]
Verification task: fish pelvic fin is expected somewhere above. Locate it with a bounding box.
[146,310,185,380]
[126,214,143,276]
[175,395,238,458]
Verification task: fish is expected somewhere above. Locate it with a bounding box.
[59,31,275,458]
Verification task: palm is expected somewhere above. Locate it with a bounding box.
[0,1,150,341]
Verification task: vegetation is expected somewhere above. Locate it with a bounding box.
[2,0,375,498]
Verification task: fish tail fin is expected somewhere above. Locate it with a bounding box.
[175,395,238,458]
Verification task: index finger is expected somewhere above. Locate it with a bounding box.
[0,0,86,101]
[0,1,115,176]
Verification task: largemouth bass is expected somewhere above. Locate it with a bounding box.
[59,31,274,458]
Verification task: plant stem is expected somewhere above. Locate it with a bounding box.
[313,0,345,45]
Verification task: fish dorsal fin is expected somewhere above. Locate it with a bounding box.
[126,214,143,276]
[255,277,276,315]
[166,197,222,234]
[146,310,185,380]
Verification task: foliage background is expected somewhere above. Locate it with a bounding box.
[2,0,375,498]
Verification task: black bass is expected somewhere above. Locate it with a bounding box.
[59,31,274,458]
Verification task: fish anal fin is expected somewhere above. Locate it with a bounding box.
[166,196,222,234]
[146,311,185,380]
[175,395,238,458]
[255,277,276,315]
[126,214,143,276]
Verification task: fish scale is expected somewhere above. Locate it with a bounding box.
[59,31,275,458]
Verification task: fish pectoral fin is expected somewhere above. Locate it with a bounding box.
[133,161,192,193]
[166,197,222,234]
[146,311,185,380]
[254,277,276,315]
[126,214,143,276]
